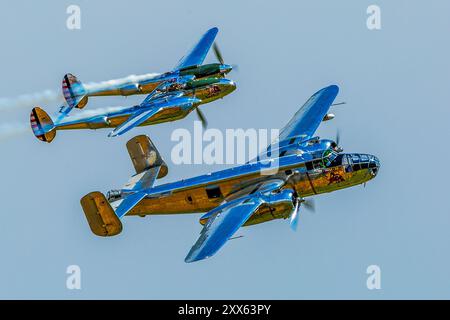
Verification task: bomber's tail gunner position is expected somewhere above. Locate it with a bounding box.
[79,85,380,263]
[30,27,236,143]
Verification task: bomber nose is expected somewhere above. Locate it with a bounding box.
[219,64,233,74]
[369,155,380,176]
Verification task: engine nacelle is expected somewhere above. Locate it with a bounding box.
[120,83,141,96]
[322,113,335,121]
[244,189,296,226]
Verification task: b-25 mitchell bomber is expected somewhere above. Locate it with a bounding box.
[79,85,380,263]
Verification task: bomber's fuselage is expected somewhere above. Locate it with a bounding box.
[121,152,380,226]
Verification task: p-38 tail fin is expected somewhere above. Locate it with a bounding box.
[30,107,56,143]
[62,73,88,109]
[80,135,169,236]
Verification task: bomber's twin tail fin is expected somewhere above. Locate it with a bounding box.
[62,73,88,109]
[30,107,56,143]
[126,135,168,179]
[80,135,169,237]
[80,192,123,237]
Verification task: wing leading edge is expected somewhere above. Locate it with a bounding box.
[185,179,290,263]
[108,108,162,137]
[173,27,219,71]
[185,196,264,263]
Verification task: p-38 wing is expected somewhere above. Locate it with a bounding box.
[107,94,201,137]
[173,27,219,71]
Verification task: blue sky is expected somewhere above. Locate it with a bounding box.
[0,0,449,299]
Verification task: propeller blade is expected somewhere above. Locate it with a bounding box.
[289,199,301,231]
[213,43,225,64]
[335,129,340,146]
[302,198,315,213]
[196,107,208,129]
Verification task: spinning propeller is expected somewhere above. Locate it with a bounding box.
[194,43,235,129]
[213,43,225,65]
[289,197,315,231]
[195,107,208,129]
[285,171,316,231]
[213,43,238,71]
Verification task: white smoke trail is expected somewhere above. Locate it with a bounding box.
[0,105,129,142]
[83,73,161,92]
[59,106,127,122]
[0,123,30,141]
[0,90,64,112]
[0,73,161,112]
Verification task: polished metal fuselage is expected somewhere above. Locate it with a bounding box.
[85,63,231,97]
[56,78,236,131]
[122,152,379,226]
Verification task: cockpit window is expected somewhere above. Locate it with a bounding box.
[351,154,360,163]
[360,154,369,162]
[343,155,353,172]
[322,149,339,167]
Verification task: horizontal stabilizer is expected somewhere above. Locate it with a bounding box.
[123,167,161,191]
[80,192,123,237]
[113,191,147,218]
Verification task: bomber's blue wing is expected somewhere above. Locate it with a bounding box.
[185,196,264,263]
[185,179,286,263]
[279,85,339,144]
[173,27,218,71]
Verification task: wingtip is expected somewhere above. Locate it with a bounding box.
[184,254,208,263]
[327,84,339,94]
[314,85,339,98]
[184,248,211,263]
[184,250,198,263]
[184,253,197,263]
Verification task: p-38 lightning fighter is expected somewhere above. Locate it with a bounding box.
[30,27,236,142]
[80,85,380,263]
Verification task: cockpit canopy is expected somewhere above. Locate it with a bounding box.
[301,139,341,161]
[305,153,380,171]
